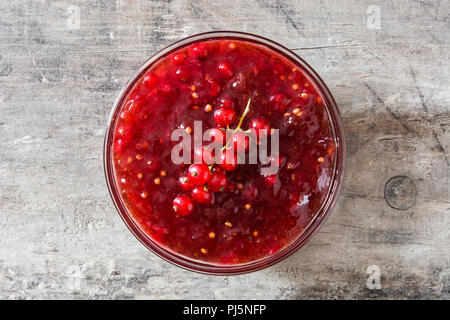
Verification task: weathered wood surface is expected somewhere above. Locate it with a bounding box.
[0,0,449,299]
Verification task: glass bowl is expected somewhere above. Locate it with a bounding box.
[104,31,346,275]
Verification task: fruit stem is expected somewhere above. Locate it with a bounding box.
[234,98,251,133]
[210,98,252,169]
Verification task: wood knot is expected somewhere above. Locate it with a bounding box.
[384,175,417,210]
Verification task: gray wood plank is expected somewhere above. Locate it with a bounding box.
[0,0,448,299]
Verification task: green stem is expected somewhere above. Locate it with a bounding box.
[234,98,252,133]
[210,98,252,167]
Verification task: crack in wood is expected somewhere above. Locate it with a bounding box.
[363,82,418,134]
[410,67,449,167]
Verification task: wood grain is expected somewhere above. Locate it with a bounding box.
[0,0,448,299]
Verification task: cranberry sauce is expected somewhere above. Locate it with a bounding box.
[112,39,336,264]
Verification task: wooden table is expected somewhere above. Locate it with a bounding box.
[0,0,448,299]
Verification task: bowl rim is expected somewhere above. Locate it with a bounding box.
[103,30,346,275]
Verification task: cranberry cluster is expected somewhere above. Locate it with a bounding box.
[172,99,273,216]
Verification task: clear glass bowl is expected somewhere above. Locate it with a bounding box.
[104,31,346,275]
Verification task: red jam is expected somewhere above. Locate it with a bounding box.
[111,39,336,264]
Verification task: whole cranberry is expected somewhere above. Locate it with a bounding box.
[219,151,238,172]
[217,61,234,78]
[191,186,215,205]
[212,166,224,174]
[194,146,216,165]
[214,107,236,127]
[250,117,271,137]
[232,131,249,152]
[175,66,189,82]
[218,96,235,109]
[143,73,157,88]
[179,175,194,191]
[188,163,211,185]
[172,53,185,65]
[172,195,195,216]
[208,171,228,192]
[263,174,277,187]
[116,123,135,143]
[188,43,208,60]
[205,127,225,145]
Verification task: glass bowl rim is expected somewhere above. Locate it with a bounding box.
[103,30,346,275]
